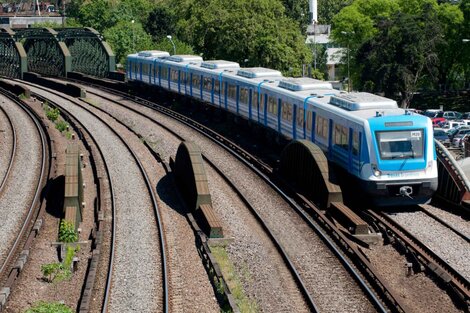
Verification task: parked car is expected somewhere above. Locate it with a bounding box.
[452,130,470,147]
[443,111,462,120]
[461,112,470,119]
[433,128,450,143]
[440,120,467,130]
[448,126,470,141]
[425,109,441,117]
[431,112,446,126]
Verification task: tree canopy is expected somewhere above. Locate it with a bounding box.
[332,0,468,106]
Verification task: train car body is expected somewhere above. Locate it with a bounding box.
[127,51,438,206]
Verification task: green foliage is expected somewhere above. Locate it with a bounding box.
[153,37,194,55]
[144,6,176,42]
[58,221,78,243]
[104,20,153,65]
[175,0,312,76]
[55,120,68,133]
[211,246,259,312]
[40,263,67,283]
[24,301,73,313]
[64,245,79,269]
[318,0,353,24]
[44,105,60,122]
[356,4,443,107]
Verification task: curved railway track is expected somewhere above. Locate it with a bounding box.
[20,85,169,313]
[0,104,16,196]
[0,88,50,299]
[65,81,407,312]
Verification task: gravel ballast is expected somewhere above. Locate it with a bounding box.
[389,211,470,281]
[25,86,163,312]
[0,95,42,269]
[0,104,13,188]
[82,88,376,313]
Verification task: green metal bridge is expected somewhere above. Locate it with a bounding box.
[0,27,115,78]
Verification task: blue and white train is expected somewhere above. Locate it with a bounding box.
[127,51,438,206]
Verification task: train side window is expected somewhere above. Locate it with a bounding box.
[268,96,277,115]
[192,74,200,89]
[142,63,148,76]
[352,131,360,156]
[161,67,168,80]
[170,69,178,83]
[214,80,220,93]
[203,77,212,92]
[181,72,186,84]
[306,111,312,131]
[281,101,293,122]
[334,123,349,150]
[154,65,159,79]
[134,62,139,77]
[316,115,328,139]
[253,91,258,107]
[240,87,249,105]
[228,84,237,100]
[297,108,304,127]
[259,94,266,113]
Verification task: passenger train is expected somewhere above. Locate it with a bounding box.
[127,50,438,206]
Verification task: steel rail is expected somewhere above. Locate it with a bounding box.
[368,209,470,308]
[77,84,398,312]
[0,104,17,195]
[0,88,49,280]
[31,93,115,312]
[76,89,320,312]
[418,205,470,243]
[25,87,169,313]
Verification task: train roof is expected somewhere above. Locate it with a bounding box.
[278,77,333,91]
[201,60,240,69]
[127,52,422,124]
[236,67,283,79]
[165,55,203,62]
[137,50,170,58]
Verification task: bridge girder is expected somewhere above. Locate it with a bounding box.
[0,27,115,78]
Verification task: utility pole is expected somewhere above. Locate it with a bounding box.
[309,0,318,71]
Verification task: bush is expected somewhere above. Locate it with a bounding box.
[44,105,60,122]
[40,263,64,283]
[24,301,73,313]
[55,120,68,133]
[58,221,78,243]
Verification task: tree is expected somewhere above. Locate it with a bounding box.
[104,20,153,65]
[356,4,443,107]
[318,0,353,24]
[280,0,309,28]
[75,0,113,33]
[144,6,176,42]
[435,3,464,90]
[153,37,194,55]
[173,0,312,76]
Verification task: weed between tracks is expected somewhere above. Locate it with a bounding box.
[210,246,259,313]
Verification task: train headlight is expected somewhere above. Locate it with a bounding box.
[372,164,381,177]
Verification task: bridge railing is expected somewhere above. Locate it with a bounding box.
[434,139,470,211]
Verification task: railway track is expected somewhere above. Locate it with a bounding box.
[18,84,169,313]
[0,104,16,195]
[64,80,408,312]
[418,205,469,243]
[367,209,470,310]
[0,88,50,305]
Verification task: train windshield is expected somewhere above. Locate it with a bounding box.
[375,130,424,160]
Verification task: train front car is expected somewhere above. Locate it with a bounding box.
[363,107,438,206]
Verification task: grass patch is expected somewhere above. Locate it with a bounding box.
[210,246,259,313]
